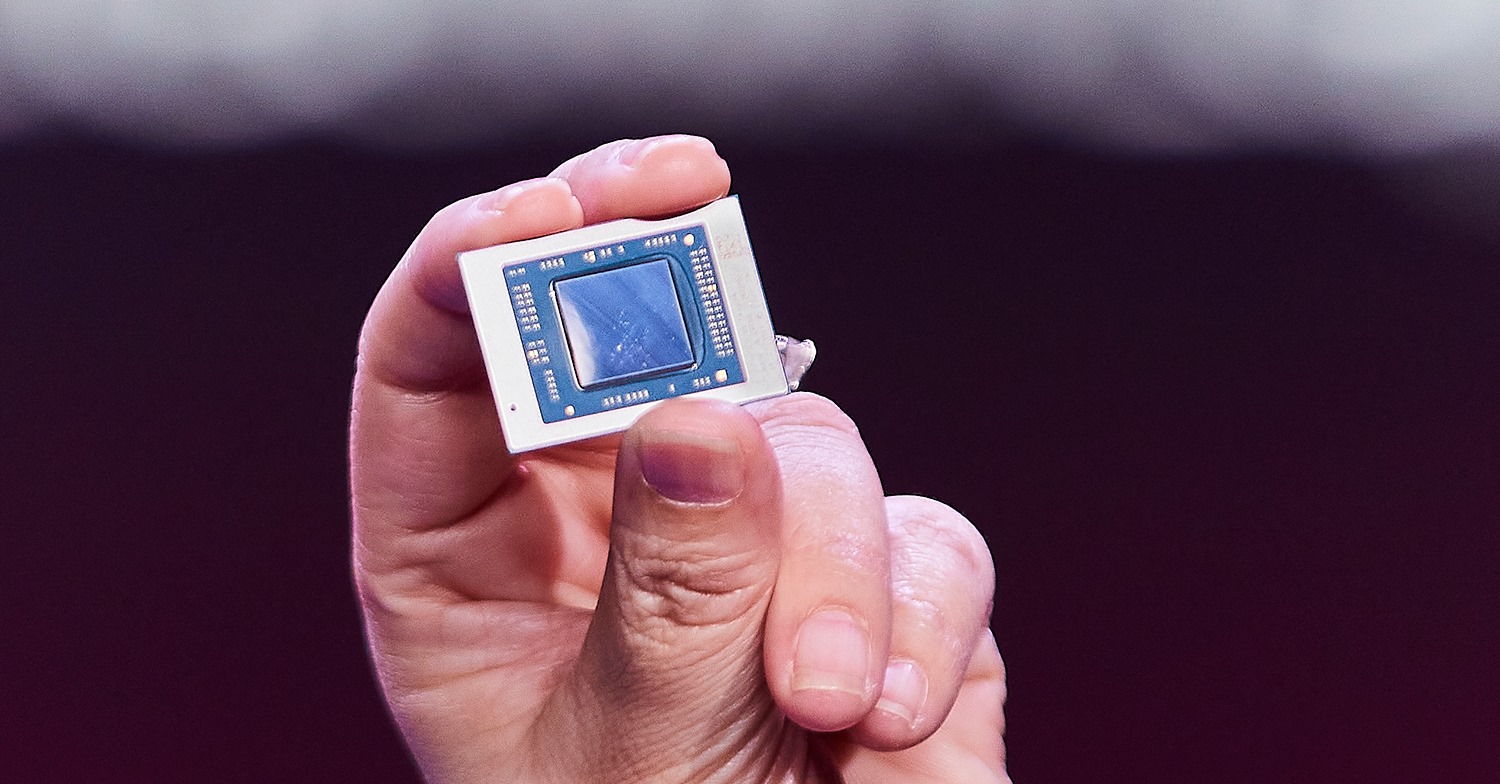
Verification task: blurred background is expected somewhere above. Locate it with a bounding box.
[2,2,1498,782]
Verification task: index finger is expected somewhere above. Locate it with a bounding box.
[350,135,732,535]
[360,134,731,394]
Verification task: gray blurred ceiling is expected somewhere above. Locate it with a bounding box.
[3,0,1499,153]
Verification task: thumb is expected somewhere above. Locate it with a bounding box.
[547,398,785,777]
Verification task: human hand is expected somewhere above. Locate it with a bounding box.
[349,135,1009,783]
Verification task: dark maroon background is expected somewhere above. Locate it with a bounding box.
[2,133,1497,782]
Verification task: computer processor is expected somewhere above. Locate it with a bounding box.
[459,196,791,453]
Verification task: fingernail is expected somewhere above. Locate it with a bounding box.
[614,137,662,168]
[792,609,871,697]
[638,429,744,504]
[875,660,928,728]
[616,134,708,168]
[477,177,563,213]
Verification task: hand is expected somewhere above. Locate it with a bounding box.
[349,135,1009,783]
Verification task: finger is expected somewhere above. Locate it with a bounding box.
[849,495,997,752]
[361,134,730,396]
[552,134,732,223]
[753,393,894,733]
[542,398,784,777]
[352,178,585,537]
[950,632,1010,776]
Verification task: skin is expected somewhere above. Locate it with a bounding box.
[349,135,1010,783]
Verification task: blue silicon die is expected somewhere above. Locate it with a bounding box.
[554,259,695,388]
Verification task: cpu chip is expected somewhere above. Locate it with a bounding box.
[459,197,789,453]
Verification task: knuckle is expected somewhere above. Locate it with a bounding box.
[756,392,862,445]
[791,523,890,583]
[756,393,879,495]
[888,495,994,584]
[616,539,769,634]
[887,496,996,648]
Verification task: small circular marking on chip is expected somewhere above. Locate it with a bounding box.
[714,369,728,383]
[564,405,576,416]
[683,233,696,246]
